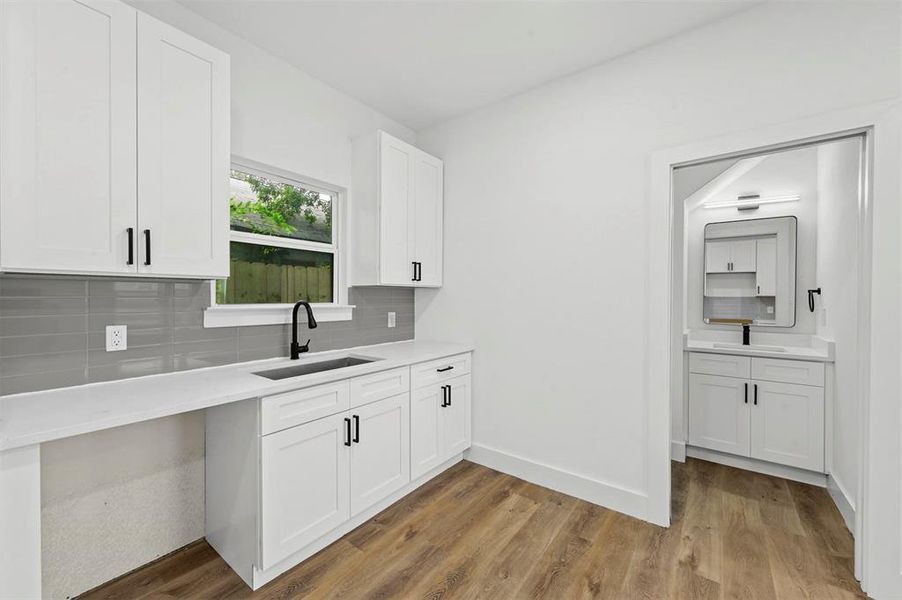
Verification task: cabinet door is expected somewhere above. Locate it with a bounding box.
[730,240,757,272]
[441,375,471,460]
[137,13,229,278]
[413,151,443,287]
[410,385,444,479]
[349,394,410,515]
[755,238,777,296]
[705,241,731,273]
[260,413,350,569]
[0,0,137,274]
[750,381,824,472]
[688,374,750,456]
[379,133,416,285]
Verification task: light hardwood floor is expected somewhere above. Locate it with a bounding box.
[79,458,864,599]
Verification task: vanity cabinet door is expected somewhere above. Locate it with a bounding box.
[705,241,732,273]
[750,381,824,472]
[410,385,444,479]
[349,394,410,515]
[260,413,350,569]
[688,374,750,456]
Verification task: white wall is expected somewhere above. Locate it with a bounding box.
[416,2,900,519]
[42,2,414,597]
[816,137,863,521]
[684,147,819,334]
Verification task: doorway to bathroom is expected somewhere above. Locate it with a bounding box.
[646,101,902,598]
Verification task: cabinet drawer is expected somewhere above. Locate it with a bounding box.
[350,367,410,408]
[411,353,471,390]
[689,353,750,379]
[261,381,350,435]
[751,358,824,387]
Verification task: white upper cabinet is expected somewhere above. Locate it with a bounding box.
[351,131,443,287]
[0,0,229,278]
[704,239,756,273]
[0,0,137,275]
[136,13,230,278]
[755,238,777,296]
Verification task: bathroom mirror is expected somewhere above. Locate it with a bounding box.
[703,216,797,327]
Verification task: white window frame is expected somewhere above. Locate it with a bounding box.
[203,156,353,328]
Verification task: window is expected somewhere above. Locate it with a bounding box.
[204,159,351,327]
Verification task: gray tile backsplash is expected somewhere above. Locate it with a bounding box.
[0,275,414,396]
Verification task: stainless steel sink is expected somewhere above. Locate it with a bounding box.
[253,356,378,380]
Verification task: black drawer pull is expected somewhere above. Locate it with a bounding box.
[143,229,151,266]
[344,417,352,446]
[437,366,454,373]
[754,384,758,406]
[744,382,748,404]
[353,415,360,443]
[126,228,134,265]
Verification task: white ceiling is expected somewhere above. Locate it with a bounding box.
[180,1,756,130]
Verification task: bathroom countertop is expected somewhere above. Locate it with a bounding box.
[0,340,473,452]
[684,337,834,362]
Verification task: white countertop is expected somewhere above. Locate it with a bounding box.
[0,340,473,452]
[684,331,833,362]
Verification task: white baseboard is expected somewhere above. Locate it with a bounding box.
[464,443,648,522]
[827,472,856,536]
[671,440,686,462]
[686,446,827,487]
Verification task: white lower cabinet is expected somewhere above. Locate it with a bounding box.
[687,352,825,473]
[205,352,472,590]
[411,374,471,480]
[260,413,350,569]
[688,374,750,456]
[750,380,824,471]
[349,394,410,515]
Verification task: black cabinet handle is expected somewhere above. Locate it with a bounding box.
[143,229,151,266]
[437,366,454,373]
[744,382,748,404]
[447,385,452,407]
[417,262,423,281]
[412,262,417,282]
[441,385,447,407]
[353,415,360,443]
[754,384,758,406]
[126,228,134,265]
[344,417,352,446]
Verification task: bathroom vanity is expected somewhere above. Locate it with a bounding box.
[684,345,829,474]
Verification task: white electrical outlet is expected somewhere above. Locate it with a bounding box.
[105,325,127,352]
[387,312,396,328]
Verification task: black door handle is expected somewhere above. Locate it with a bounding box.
[441,385,449,407]
[344,417,352,446]
[412,262,417,282]
[143,229,151,266]
[447,385,452,407]
[353,415,360,443]
[437,366,454,373]
[417,262,423,281]
[127,228,134,265]
[753,384,758,406]
[744,382,748,404]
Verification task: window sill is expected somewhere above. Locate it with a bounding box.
[203,303,355,328]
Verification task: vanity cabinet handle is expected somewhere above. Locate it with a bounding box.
[412,262,418,282]
[126,228,134,265]
[352,415,360,443]
[344,417,352,446]
[753,384,758,406]
[447,385,452,407]
[744,382,748,404]
[437,366,454,373]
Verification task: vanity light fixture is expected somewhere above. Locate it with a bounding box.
[703,193,801,210]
